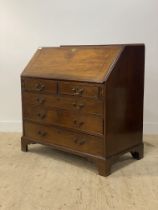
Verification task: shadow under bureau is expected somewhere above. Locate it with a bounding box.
[21,44,145,176]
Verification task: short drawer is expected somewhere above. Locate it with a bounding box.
[24,121,104,156]
[23,92,103,115]
[23,107,103,135]
[21,77,57,94]
[59,81,103,98]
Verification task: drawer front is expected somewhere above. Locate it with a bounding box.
[24,122,104,156]
[21,78,57,94]
[23,107,103,135]
[59,81,102,98]
[23,92,103,115]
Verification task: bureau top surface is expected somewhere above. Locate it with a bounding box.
[22,45,124,83]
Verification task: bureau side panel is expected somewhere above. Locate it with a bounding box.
[105,45,145,157]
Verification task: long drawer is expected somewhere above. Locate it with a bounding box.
[23,106,103,135]
[24,121,104,156]
[23,92,103,115]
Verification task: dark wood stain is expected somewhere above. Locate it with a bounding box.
[21,44,145,176]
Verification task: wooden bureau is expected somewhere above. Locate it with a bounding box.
[21,44,145,176]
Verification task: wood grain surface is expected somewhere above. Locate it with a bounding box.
[21,44,145,176]
[21,46,123,83]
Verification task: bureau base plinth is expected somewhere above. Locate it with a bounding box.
[21,138,28,152]
[130,143,144,160]
[21,137,37,152]
[21,137,144,177]
[95,158,111,177]
[95,143,144,177]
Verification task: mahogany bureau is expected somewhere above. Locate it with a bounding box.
[21,44,145,176]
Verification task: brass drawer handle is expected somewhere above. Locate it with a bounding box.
[37,113,46,119]
[72,102,77,107]
[73,120,84,128]
[79,140,86,146]
[78,103,84,108]
[72,102,84,109]
[35,83,45,91]
[38,130,47,137]
[72,87,84,96]
[74,137,86,146]
[36,97,45,104]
